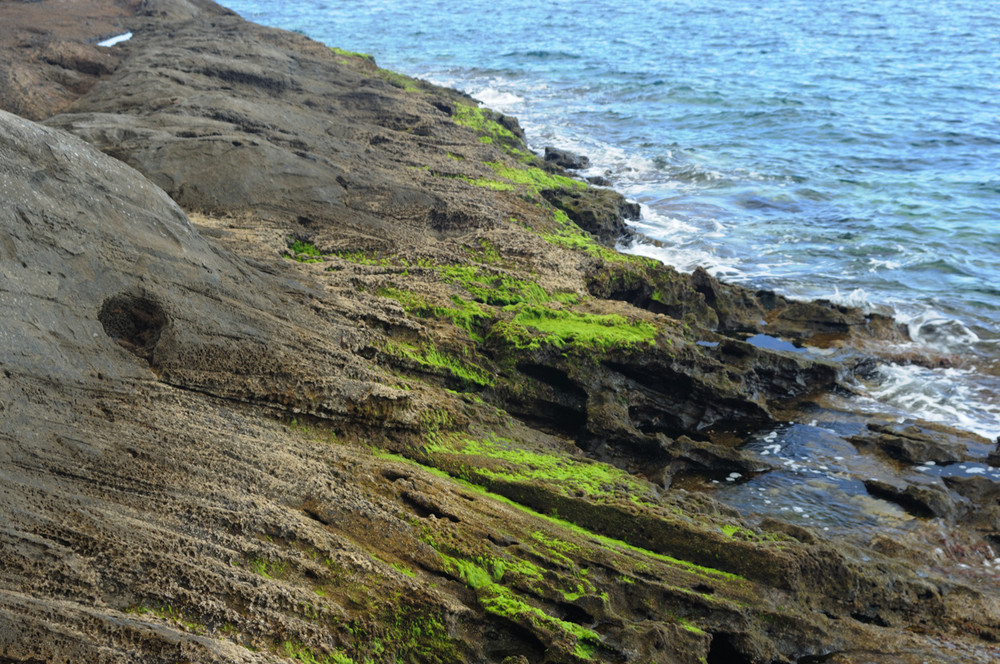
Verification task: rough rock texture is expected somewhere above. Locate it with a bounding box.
[0,0,142,120]
[544,146,591,170]
[2,1,1000,663]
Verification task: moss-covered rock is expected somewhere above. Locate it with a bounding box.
[2,1,997,663]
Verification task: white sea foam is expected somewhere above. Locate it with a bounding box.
[825,286,875,312]
[854,362,1000,440]
[472,87,524,111]
[621,236,743,279]
[97,32,133,47]
[893,309,980,350]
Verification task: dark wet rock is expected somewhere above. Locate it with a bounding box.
[544,146,591,169]
[943,475,1000,530]
[586,175,612,186]
[849,421,992,466]
[541,186,640,245]
[988,440,1000,467]
[863,478,959,519]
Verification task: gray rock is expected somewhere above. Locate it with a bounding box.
[543,146,591,169]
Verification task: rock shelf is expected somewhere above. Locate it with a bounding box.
[1,1,998,662]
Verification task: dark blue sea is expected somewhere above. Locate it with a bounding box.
[219,0,1000,443]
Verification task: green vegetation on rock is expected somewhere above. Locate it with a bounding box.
[284,642,355,664]
[426,434,656,504]
[495,306,657,351]
[450,104,527,158]
[285,238,324,263]
[329,47,374,62]
[485,160,585,194]
[383,340,495,388]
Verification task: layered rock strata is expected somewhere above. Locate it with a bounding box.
[1,1,998,662]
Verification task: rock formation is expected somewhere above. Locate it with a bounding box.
[1,1,998,662]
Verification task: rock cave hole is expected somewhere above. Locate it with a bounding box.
[706,633,752,664]
[98,292,168,361]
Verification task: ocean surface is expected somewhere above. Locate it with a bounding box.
[218,2,999,456]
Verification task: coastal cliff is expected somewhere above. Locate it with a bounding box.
[1,1,998,662]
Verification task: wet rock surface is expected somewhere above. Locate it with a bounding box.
[544,146,591,170]
[1,1,999,662]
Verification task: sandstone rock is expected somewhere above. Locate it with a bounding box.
[2,2,1000,663]
[0,0,141,120]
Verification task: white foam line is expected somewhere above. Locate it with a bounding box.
[97,32,133,48]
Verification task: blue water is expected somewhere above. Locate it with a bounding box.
[219,0,1000,439]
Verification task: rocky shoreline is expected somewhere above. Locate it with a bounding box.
[1,1,999,662]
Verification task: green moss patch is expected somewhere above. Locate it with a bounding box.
[384,340,495,388]
[284,238,324,263]
[427,434,655,506]
[329,47,374,62]
[436,264,555,307]
[431,547,600,660]
[494,305,657,351]
[450,104,528,158]
[485,161,585,195]
[479,584,601,659]
[378,286,491,342]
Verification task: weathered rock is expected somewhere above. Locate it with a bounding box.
[544,146,591,169]
[943,475,1000,531]
[863,478,959,519]
[542,186,639,245]
[2,1,1000,663]
[849,420,993,466]
[0,0,142,120]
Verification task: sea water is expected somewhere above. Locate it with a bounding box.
[219,0,999,441]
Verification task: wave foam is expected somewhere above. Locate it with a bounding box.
[822,286,876,312]
[855,363,1000,440]
[895,309,981,350]
[472,87,524,111]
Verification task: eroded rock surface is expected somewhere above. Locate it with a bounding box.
[2,1,1000,663]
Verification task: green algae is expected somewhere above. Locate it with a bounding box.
[450,104,527,158]
[445,159,586,197]
[536,208,655,268]
[433,549,600,660]
[494,305,658,351]
[461,237,507,266]
[457,175,516,190]
[676,617,708,636]
[478,584,601,658]
[436,264,554,307]
[377,286,490,341]
[376,451,744,585]
[379,69,422,92]
[427,434,655,505]
[127,603,206,635]
[383,340,494,388]
[283,642,355,664]
[327,249,393,266]
[485,161,586,194]
[285,238,325,263]
[329,47,374,63]
[249,557,289,580]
